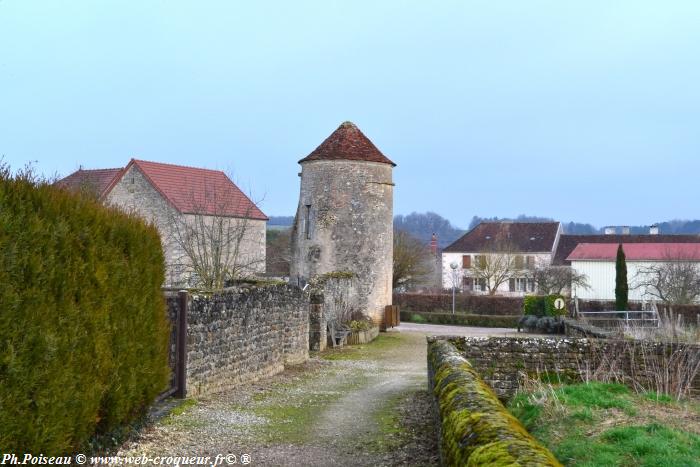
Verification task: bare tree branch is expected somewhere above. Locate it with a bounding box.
[530,266,590,296]
[393,229,435,290]
[634,249,700,305]
[166,175,265,290]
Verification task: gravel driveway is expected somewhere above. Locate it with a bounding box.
[119,329,441,466]
[118,323,534,466]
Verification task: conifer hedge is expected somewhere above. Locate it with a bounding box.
[0,171,170,454]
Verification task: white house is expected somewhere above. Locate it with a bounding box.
[568,243,700,301]
[442,222,562,296]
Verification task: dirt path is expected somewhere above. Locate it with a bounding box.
[119,324,516,466]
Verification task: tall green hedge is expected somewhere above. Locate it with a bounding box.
[0,172,170,454]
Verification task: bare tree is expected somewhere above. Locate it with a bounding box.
[266,228,291,277]
[468,240,518,295]
[635,255,700,306]
[393,229,436,290]
[167,179,265,290]
[530,265,589,295]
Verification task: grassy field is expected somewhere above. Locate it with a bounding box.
[508,381,700,466]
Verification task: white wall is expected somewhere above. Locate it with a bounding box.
[441,251,552,296]
[570,260,700,301]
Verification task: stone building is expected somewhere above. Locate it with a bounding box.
[290,122,395,325]
[57,159,267,287]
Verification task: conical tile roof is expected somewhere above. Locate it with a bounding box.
[299,121,395,166]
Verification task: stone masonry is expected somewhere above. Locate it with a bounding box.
[291,122,395,326]
[168,284,309,397]
[107,162,266,286]
[429,335,700,400]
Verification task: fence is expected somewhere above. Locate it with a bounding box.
[578,309,660,329]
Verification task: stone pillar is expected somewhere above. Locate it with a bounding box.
[309,302,326,351]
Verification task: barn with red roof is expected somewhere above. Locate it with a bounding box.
[568,243,700,301]
[58,159,267,286]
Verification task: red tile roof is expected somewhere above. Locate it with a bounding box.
[443,222,561,253]
[299,121,396,166]
[567,243,700,261]
[112,159,268,220]
[553,234,700,265]
[56,168,123,197]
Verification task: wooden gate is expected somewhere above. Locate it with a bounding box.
[383,305,400,330]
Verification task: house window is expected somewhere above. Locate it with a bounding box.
[515,278,529,292]
[462,255,471,268]
[509,278,516,292]
[473,278,486,291]
[462,276,472,291]
[474,255,486,268]
[526,256,535,270]
[304,205,311,239]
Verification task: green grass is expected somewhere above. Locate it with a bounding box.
[169,398,198,417]
[362,392,408,452]
[508,382,700,466]
[409,313,427,323]
[320,334,405,361]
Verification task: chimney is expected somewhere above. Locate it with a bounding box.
[430,233,438,256]
[649,224,659,235]
[604,226,616,235]
[621,226,630,235]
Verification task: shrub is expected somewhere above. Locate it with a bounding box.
[0,171,170,454]
[523,295,566,317]
[518,316,565,334]
[409,313,427,324]
[348,319,372,332]
[400,310,520,328]
[393,293,522,315]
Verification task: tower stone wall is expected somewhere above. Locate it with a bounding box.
[290,122,395,325]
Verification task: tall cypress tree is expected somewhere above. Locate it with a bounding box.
[615,243,628,311]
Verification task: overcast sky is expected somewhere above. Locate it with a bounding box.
[1,1,698,228]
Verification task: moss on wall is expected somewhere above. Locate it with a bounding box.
[428,339,562,466]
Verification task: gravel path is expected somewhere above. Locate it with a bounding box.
[120,324,522,466]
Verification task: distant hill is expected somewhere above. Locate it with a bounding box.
[268,216,294,227]
[394,212,465,249]
[467,215,700,235]
[267,212,700,247]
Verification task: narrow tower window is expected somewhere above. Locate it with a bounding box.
[305,205,311,239]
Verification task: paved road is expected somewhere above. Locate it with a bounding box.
[393,321,521,337]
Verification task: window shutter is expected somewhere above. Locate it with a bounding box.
[462,255,471,268]
[509,278,516,292]
[515,255,524,269]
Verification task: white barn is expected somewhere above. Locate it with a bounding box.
[568,243,700,301]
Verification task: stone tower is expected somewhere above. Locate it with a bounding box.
[291,121,395,325]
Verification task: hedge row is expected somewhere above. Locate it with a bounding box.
[0,173,170,454]
[393,293,522,315]
[427,338,562,466]
[401,311,519,328]
[523,295,566,317]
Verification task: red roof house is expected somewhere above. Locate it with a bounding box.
[567,243,700,262]
[58,159,267,220]
[57,159,268,286]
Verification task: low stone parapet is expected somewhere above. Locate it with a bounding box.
[427,337,561,466]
